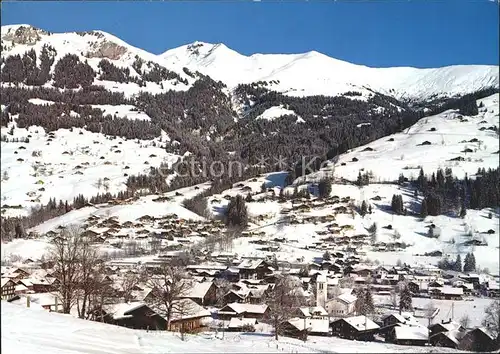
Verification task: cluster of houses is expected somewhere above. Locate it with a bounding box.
[2,250,499,352]
[1,191,499,352]
[35,213,226,256]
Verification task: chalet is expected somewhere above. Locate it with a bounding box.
[430,330,464,349]
[331,315,380,341]
[168,299,211,333]
[102,302,167,330]
[429,286,463,300]
[81,230,100,238]
[1,278,16,300]
[223,290,249,304]
[217,303,268,321]
[236,259,273,280]
[459,327,498,352]
[179,281,217,306]
[428,320,465,338]
[487,281,500,297]
[386,324,429,346]
[31,278,58,293]
[296,306,329,319]
[283,318,330,339]
[460,274,481,289]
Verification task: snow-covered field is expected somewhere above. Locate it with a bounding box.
[299,94,500,183]
[0,123,179,217]
[1,302,462,354]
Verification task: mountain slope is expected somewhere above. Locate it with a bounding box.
[161,41,499,100]
[2,24,497,101]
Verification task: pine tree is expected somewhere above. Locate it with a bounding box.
[459,201,467,218]
[323,251,331,261]
[318,178,332,198]
[360,201,368,217]
[420,199,428,218]
[463,252,476,273]
[399,284,413,313]
[368,204,373,214]
[454,254,462,272]
[363,286,374,314]
[225,195,248,227]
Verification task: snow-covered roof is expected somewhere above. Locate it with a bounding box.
[170,299,211,321]
[287,317,330,333]
[431,320,462,332]
[104,302,147,320]
[337,293,357,304]
[299,306,328,317]
[342,315,380,331]
[221,303,268,315]
[1,278,14,288]
[237,259,266,270]
[184,281,213,299]
[394,324,428,341]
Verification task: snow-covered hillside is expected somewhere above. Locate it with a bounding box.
[161,41,498,100]
[1,302,461,354]
[2,25,498,101]
[0,123,179,217]
[1,24,194,97]
[299,93,500,183]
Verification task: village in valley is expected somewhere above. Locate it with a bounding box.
[0,19,499,354]
[1,167,499,353]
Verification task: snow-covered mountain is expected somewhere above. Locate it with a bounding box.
[2,24,498,101]
[161,41,499,100]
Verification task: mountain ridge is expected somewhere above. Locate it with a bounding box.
[2,24,498,101]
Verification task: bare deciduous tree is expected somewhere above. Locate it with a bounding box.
[482,300,500,341]
[48,226,104,317]
[424,301,435,327]
[214,278,232,307]
[144,264,192,330]
[390,290,398,310]
[264,275,306,340]
[460,314,471,329]
[120,272,143,303]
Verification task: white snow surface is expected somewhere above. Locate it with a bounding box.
[1,302,462,354]
[161,41,498,100]
[0,125,179,216]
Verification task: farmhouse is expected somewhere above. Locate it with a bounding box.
[217,303,268,321]
[331,315,380,341]
[1,278,16,300]
[168,299,211,333]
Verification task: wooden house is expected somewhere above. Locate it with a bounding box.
[217,303,268,321]
[458,327,497,352]
[385,324,429,346]
[181,281,217,306]
[283,318,330,339]
[168,299,211,333]
[236,259,273,280]
[102,302,167,330]
[1,278,16,300]
[331,315,380,341]
[428,320,464,337]
[430,330,464,349]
